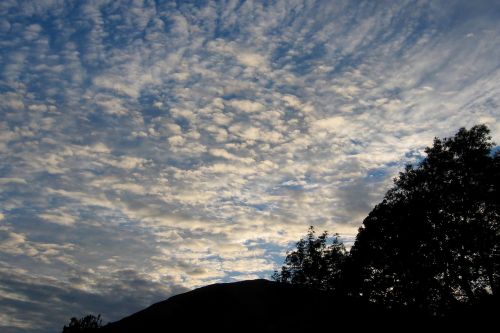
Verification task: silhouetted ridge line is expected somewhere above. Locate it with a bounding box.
[100,279,391,332]
[97,279,497,332]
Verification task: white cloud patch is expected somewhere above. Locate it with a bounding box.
[39,212,76,226]
[313,116,346,131]
[0,178,27,185]
[209,148,254,164]
[236,52,267,68]
[227,99,265,113]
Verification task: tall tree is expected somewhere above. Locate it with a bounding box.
[348,125,499,314]
[273,226,347,291]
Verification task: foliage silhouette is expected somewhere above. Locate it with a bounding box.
[62,314,103,333]
[348,124,499,314]
[272,226,347,291]
[274,125,498,317]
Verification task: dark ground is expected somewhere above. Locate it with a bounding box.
[98,279,497,332]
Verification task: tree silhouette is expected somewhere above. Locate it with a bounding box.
[273,226,347,291]
[348,125,499,314]
[62,314,103,333]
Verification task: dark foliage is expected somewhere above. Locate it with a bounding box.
[62,314,103,333]
[272,226,347,291]
[348,124,499,314]
[275,125,499,317]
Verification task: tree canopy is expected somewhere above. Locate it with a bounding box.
[272,226,347,291]
[349,124,499,313]
[275,125,499,315]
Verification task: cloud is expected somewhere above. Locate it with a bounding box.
[209,148,254,164]
[39,212,76,227]
[0,265,187,333]
[313,116,346,131]
[236,52,267,68]
[0,178,27,185]
[227,99,265,113]
[1,1,499,332]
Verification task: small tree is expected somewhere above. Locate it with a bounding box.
[273,226,347,291]
[62,314,103,333]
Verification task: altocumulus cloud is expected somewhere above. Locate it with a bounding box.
[1,0,500,332]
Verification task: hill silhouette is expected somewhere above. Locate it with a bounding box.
[95,279,496,332]
[100,279,392,332]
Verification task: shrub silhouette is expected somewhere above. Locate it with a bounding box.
[62,314,103,333]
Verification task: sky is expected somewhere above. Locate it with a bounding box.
[0,0,499,332]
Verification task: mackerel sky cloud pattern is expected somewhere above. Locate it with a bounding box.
[0,1,499,332]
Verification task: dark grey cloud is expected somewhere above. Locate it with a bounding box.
[0,264,187,333]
